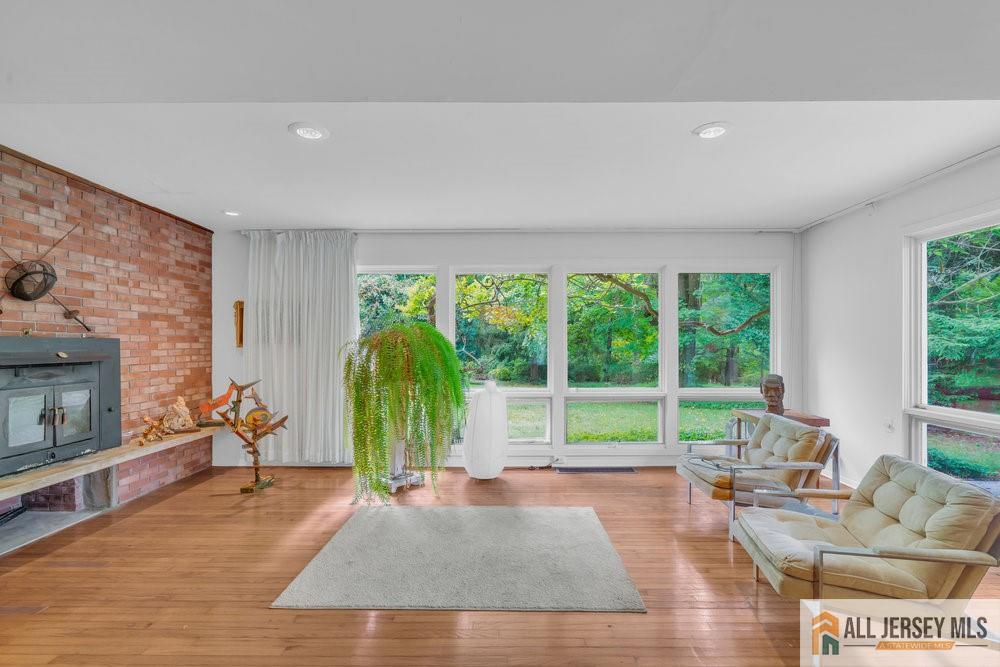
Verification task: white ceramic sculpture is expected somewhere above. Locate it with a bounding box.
[462,381,508,479]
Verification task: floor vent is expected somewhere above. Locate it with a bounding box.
[555,466,637,474]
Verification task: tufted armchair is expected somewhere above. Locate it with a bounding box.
[734,455,1000,599]
[677,413,840,538]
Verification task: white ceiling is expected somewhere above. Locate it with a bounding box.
[4,102,1000,232]
[2,2,1000,232]
[4,1,1000,103]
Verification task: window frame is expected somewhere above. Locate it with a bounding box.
[903,212,1000,468]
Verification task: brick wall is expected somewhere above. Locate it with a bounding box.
[23,479,83,512]
[0,146,214,508]
[117,436,212,504]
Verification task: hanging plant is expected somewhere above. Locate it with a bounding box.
[343,323,465,503]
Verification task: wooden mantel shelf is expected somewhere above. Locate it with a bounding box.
[0,427,220,503]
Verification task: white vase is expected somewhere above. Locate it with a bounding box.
[462,381,508,479]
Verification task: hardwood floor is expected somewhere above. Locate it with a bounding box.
[0,467,996,666]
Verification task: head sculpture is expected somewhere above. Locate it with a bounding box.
[760,374,785,415]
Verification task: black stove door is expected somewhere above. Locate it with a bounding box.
[0,386,54,459]
[54,382,99,447]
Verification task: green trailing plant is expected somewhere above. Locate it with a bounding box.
[343,322,465,503]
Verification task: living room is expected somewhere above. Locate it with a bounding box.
[1,2,998,665]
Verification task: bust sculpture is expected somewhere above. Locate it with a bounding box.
[760,374,785,415]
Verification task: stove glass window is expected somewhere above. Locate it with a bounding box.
[10,393,46,447]
[61,389,92,438]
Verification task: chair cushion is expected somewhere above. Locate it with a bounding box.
[744,414,824,489]
[840,455,1000,598]
[737,507,929,598]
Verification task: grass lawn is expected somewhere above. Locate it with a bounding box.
[927,426,1000,480]
[506,400,765,443]
[678,401,765,441]
[507,401,548,441]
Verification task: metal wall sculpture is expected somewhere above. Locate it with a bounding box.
[1,221,92,331]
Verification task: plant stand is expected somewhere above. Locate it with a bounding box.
[389,440,424,493]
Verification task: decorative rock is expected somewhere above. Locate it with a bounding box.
[162,396,197,432]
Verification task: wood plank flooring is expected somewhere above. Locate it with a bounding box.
[0,467,996,666]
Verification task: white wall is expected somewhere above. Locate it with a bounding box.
[211,230,250,466]
[801,153,1000,486]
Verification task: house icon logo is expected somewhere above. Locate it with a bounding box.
[812,611,840,655]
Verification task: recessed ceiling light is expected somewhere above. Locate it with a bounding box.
[223,210,241,217]
[288,122,330,140]
[692,122,729,139]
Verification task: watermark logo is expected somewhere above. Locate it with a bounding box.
[811,611,840,655]
[800,599,998,665]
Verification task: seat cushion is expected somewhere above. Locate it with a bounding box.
[679,453,791,500]
[737,507,929,598]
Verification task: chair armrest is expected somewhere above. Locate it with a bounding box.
[791,488,853,500]
[812,544,998,597]
[686,439,749,454]
[871,546,998,567]
[735,461,825,471]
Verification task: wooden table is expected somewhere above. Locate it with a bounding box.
[730,408,830,439]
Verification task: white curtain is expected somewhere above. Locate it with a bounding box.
[244,230,358,464]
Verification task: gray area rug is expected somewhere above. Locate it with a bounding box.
[272,506,645,612]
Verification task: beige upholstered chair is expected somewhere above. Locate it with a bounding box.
[677,413,841,538]
[734,455,1000,599]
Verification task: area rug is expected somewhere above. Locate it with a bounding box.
[272,506,645,612]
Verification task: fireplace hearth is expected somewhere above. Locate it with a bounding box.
[0,337,122,477]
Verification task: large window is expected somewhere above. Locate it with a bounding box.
[567,273,659,387]
[455,273,548,388]
[911,222,1000,492]
[357,273,436,337]
[357,263,780,453]
[926,226,999,416]
[678,273,770,387]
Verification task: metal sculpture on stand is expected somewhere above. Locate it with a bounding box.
[212,378,288,493]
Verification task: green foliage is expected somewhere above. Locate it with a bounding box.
[343,323,465,503]
[926,226,1000,409]
[357,273,436,338]
[927,428,1000,481]
[567,273,659,387]
[679,273,770,387]
[454,274,548,387]
[928,448,999,480]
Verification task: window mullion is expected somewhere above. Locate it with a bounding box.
[550,265,568,453]
[664,265,680,449]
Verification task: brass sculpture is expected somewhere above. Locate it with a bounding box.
[760,374,785,415]
[138,415,173,446]
[212,378,288,493]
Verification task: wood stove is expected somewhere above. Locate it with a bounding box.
[0,337,121,477]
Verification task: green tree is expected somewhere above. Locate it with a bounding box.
[927,226,1000,411]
